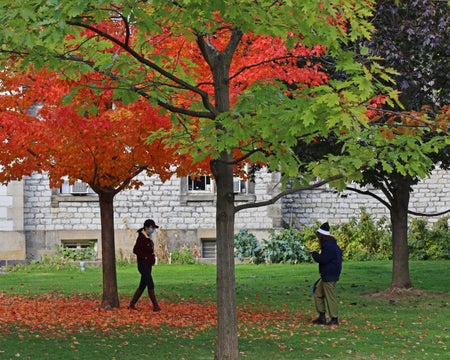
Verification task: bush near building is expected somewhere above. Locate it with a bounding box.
[234,209,450,263]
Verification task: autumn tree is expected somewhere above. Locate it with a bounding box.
[0,1,392,358]
[0,67,189,308]
[295,0,450,290]
[355,0,449,289]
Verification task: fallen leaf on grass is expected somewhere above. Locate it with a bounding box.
[1,294,217,337]
[1,294,311,339]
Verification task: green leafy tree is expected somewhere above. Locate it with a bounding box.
[295,0,450,290]
[0,1,392,358]
[344,0,450,289]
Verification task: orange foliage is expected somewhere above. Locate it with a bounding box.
[149,29,328,108]
[367,101,450,140]
[0,65,207,188]
[68,20,328,115]
[2,20,333,185]
[0,294,310,338]
[0,294,216,336]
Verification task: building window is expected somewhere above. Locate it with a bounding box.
[60,239,97,260]
[59,179,95,195]
[233,177,246,194]
[185,175,252,194]
[180,171,256,204]
[201,239,216,259]
[188,175,213,192]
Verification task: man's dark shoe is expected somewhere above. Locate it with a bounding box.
[312,313,326,325]
[327,317,339,326]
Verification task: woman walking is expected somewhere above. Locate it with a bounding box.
[129,219,161,312]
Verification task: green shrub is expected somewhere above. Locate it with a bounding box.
[57,242,97,261]
[261,228,311,264]
[221,209,450,264]
[171,246,197,264]
[6,242,98,272]
[234,229,260,262]
[409,216,450,260]
[234,228,310,264]
[335,209,391,261]
[300,208,391,261]
[6,254,78,272]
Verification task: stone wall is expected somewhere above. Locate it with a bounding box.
[0,181,25,265]
[2,167,450,263]
[20,170,283,261]
[282,168,450,228]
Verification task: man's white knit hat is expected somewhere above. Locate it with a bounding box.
[317,222,330,235]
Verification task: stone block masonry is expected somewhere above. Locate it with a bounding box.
[282,168,450,228]
[1,167,449,262]
[16,170,282,260]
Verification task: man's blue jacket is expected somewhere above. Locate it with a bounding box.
[312,237,342,282]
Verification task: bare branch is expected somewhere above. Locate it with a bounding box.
[115,165,148,193]
[234,175,342,213]
[408,208,450,217]
[345,186,392,210]
[346,186,450,217]
[229,55,297,82]
[370,108,447,129]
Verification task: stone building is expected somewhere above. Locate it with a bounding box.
[1,168,449,265]
[0,170,283,265]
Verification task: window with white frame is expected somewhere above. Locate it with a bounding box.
[188,175,213,192]
[180,168,256,204]
[186,174,253,195]
[187,171,254,194]
[232,177,247,194]
[59,179,95,195]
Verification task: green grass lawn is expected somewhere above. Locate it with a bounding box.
[1,260,449,359]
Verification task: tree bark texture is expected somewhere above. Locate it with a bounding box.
[202,28,242,360]
[213,153,238,360]
[389,181,413,289]
[98,191,120,309]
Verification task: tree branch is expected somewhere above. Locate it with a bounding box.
[234,175,342,213]
[66,20,218,117]
[408,208,450,217]
[229,55,298,82]
[346,185,450,217]
[345,186,392,210]
[370,108,448,130]
[54,54,216,119]
[115,165,148,194]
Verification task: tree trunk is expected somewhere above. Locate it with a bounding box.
[212,52,238,360]
[98,191,120,309]
[199,27,242,359]
[213,153,238,360]
[389,182,413,289]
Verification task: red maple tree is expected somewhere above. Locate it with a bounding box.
[0,65,205,308]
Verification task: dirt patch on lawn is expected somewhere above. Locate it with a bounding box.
[362,287,448,302]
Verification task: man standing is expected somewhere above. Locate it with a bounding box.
[310,222,342,326]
